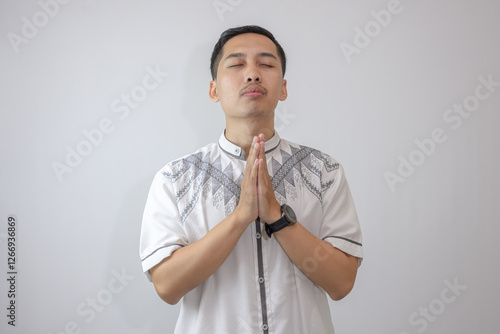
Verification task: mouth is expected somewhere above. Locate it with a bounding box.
[241,85,267,97]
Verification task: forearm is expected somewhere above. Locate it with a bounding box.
[274,222,358,301]
[151,213,250,305]
[150,138,263,305]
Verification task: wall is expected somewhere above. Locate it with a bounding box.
[1,0,499,333]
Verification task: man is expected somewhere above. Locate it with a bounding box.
[140,25,363,333]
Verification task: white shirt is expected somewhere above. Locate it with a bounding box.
[140,132,363,334]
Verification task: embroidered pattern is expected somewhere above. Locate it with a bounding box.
[164,143,338,222]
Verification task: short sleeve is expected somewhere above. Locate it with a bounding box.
[320,158,363,266]
[140,170,188,281]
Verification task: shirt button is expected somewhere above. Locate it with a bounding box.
[234,148,240,154]
[256,233,261,239]
[262,324,269,331]
[258,277,264,284]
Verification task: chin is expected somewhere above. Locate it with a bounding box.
[242,104,273,117]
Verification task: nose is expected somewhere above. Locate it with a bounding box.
[246,75,260,82]
[245,64,261,83]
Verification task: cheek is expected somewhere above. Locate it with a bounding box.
[219,78,241,99]
[268,73,284,89]
[272,82,286,98]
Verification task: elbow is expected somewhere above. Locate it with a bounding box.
[327,280,355,301]
[327,254,359,301]
[153,282,182,305]
[160,292,182,306]
[150,261,184,305]
[162,295,182,306]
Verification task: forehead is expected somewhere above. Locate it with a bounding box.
[222,33,279,57]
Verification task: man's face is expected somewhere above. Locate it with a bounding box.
[209,33,287,120]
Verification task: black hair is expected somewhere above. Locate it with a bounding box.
[210,25,287,80]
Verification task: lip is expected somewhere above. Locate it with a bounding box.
[243,91,264,97]
[241,85,266,97]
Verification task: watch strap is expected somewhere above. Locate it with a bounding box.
[265,216,289,237]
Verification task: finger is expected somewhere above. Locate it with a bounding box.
[250,137,261,161]
[250,157,260,187]
[257,143,274,202]
[257,139,270,177]
[257,156,265,188]
[258,133,265,143]
[250,141,261,173]
[240,151,259,201]
[258,139,265,159]
[254,141,263,164]
[244,137,258,174]
[249,141,259,164]
[257,158,271,218]
[257,157,281,223]
[257,134,265,153]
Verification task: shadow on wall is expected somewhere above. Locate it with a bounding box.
[106,176,179,333]
[104,43,224,332]
[181,42,226,147]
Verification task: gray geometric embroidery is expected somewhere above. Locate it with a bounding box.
[271,145,335,202]
[322,152,340,172]
[164,151,243,223]
[164,144,337,222]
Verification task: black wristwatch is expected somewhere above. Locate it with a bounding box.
[265,204,297,237]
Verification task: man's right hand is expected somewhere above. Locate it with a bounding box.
[232,136,261,226]
[150,136,267,305]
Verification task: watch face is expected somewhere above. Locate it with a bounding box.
[284,205,297,224]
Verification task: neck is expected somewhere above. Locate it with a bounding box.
[225,116,275,157]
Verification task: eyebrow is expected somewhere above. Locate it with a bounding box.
[224,52,278,62]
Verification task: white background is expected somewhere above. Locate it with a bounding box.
[1,0,499,333]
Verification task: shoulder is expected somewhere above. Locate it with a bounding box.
[279,138,341,173]
[157,142,219,179]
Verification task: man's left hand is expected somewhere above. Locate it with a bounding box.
[254,134,282,224]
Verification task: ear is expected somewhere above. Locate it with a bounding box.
[279,79,288,101]
[209,80,219,102]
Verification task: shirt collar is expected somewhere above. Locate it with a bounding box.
[218,130,281,160]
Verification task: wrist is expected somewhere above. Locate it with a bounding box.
[264,204,297,237]
[266,204,282,224]
[229,208,255,229]
[273,221,298,237]
[260,201,282,224]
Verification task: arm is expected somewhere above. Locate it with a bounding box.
[273,223,358,301]
[150,137,262,305]
[255,135,358,301]
[150,211,249,305]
